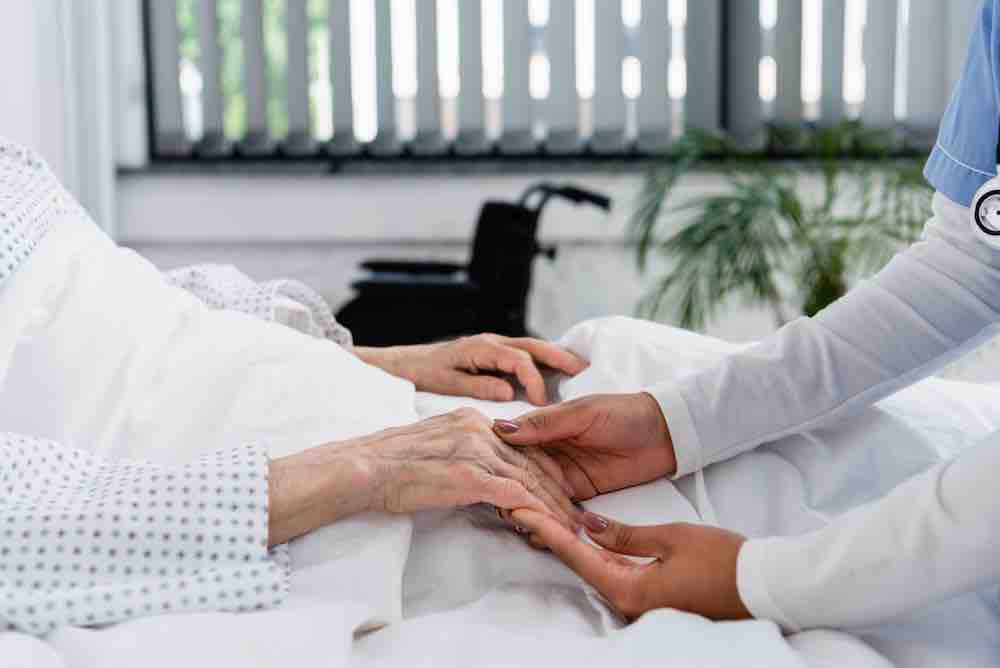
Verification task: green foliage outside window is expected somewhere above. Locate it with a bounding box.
[175,0,330,141]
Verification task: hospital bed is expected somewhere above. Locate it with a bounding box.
[2,218,998,667]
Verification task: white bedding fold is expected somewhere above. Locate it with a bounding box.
[2,218,994,667]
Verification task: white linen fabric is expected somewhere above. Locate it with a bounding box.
[0,134,351,361]
[561,318,1000,667]
[1,214,845,667]
[0,137,368,636]
[3,138,998,666]
[164,264,352,346]
[3,215,997,665]
[0,139,308,634]
[646,192,1000,633]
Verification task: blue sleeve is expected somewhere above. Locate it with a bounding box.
[925,0,1000,206]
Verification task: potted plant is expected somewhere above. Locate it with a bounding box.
[629,122,933,330]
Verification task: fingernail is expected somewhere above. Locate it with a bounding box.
[583,512,609,533]
[493,419,520,435]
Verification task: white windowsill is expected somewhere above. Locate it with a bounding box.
[115,169,732,245]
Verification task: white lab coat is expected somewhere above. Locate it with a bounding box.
[650,193,1000,631]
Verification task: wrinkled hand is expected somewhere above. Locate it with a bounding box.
[493,393,676,500]
[346,408,581,529]
[357,334,588,405]
[512,509,750,622]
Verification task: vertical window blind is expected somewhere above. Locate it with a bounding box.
[145,0,971,160]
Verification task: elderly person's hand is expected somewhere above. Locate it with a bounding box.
[356,334,588,406]
[268,408,581,545]
[510,509,751,622]
[492,393,677,500]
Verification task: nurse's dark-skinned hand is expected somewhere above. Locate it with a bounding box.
[511,509,751,622]
[492,393,677,500]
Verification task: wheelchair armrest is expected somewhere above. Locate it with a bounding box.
[361,259,467,275]
[351,275,481,299]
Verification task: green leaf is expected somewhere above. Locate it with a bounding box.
[632,122,931,330]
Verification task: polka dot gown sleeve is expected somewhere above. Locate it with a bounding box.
[0,434,289,635]
[0,142,80,292]
[163,264,353,346]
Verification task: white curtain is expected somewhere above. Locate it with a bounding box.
[0,0,124,238]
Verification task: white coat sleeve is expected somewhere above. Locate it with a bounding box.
[736,429,1000,631]
[648,193,1000,477]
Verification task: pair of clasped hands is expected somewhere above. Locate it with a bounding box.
[355,335,751,623]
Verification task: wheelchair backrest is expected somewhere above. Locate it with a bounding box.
[467,201,540,314]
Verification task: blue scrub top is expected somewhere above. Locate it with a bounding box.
[925,0,1000,206]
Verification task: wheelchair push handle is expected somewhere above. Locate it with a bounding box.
[534,242,558,261]
[555,186,612,211]
[517,182,613,216]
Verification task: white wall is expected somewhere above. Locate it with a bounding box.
[0,0,72,184]
[0,0,118,232]
[118,168,780,342]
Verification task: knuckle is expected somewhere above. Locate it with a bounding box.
[519,469,539,492]
[447,407,469,421]
[461,471,493,502]
[615,525,636,552]
[526,413,549,432]
[451,407,487,429]
[473,333,498,347]
[455,463,481,484]
[501,477,526,500]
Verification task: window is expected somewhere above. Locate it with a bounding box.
[144,0,954,162]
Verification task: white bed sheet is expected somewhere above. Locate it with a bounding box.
[415,317,1000,667]
[2,220,998,667]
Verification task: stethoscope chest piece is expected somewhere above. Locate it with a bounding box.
[971,177,1000,249]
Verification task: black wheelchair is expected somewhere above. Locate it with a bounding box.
[336,182,612,346]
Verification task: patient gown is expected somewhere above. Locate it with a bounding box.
[0,438,286,635]
[0,139,350,634]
